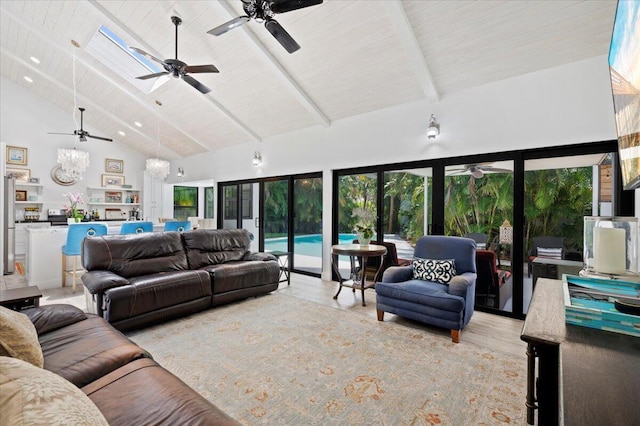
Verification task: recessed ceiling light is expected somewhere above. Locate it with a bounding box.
[29,56,40,64]
[118,131,126,136]
[134,121,142,127]
[23,76,33,83]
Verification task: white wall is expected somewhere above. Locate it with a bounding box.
[175,55,617,278]
[0,77,147,216]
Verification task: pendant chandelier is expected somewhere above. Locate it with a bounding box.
[58,41,90,180]
[145,100,170,180]
[57,148,90,180]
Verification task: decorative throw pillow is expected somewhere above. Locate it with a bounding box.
[0,357,109,426]
[537,247,562,259]
[413,257,456,284]
[0,306,44,368]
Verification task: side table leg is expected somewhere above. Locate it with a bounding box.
[360,257,368,306]
[332,254,343,300]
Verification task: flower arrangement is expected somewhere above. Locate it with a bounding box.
[352,207,376,244]
[63,192,84,222]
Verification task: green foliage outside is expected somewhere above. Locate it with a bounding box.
[338,174,377,234]
[263,178,323,238]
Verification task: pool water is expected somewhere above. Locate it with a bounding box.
[265,233,355,257]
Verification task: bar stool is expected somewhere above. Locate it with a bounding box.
[61,223,108,291]
[163,221,192,232]
[120,221,153,234]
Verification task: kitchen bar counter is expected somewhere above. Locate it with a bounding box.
[25,222,164,289]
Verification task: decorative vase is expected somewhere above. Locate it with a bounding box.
[356,232,371,246]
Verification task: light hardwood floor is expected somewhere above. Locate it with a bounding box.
[1,272,527,358]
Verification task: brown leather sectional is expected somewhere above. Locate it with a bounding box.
[81,228,280,331]
[24,303,239,425]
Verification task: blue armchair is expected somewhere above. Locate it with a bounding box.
[375,236,477,343]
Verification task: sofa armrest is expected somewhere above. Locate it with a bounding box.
[243,252,277,262]
[23,304,87,336]
[381,265,413,283]
[447,272,476,298]
[82,271,130,294]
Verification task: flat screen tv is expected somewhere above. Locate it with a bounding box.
[608,0,640,190]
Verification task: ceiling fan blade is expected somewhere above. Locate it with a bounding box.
[482,167,513,174]
[265,19,300,53]
[86,134,113,142]
[271,0,323,14]
[183,75,211,94]
[129,47,165,65]
[207,16,250,36]
[136,71,170,80]
[184,64,219,74]
[47,132,75,136]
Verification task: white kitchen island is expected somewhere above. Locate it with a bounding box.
[25,222,164,289]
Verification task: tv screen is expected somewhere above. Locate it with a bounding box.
[608,0,640,190]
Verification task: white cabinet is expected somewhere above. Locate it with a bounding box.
[16,222,50,256]
[15,183,43,221]
[141,173,163,223]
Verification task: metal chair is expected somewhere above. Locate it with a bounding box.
[120,221,154,234]
[61,223,108,291]
[475,249,512,309]
[464,232,489,250]
[163,221,192,232]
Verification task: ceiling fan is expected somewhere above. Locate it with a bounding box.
[447,163,512,179]
[48,107,112,142]
[131,16,219,94]
[208,0,323,53]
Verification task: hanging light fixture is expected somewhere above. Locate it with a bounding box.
[426,114,440,139]
[145,100,171,180]
[252,150,262,167]
[57,40,90,180]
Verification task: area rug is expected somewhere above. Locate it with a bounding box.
[126,294,526,425]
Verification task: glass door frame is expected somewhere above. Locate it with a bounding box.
[332,140,628,319]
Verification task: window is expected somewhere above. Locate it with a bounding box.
[223,184,253,220]
[174,186,198,220]
[205,187,214,219]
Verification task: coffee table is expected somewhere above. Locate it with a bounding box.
[331,244,387,306]
[0,286,42,311]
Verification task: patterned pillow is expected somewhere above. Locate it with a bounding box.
[0,306,44,368]
[0,357,109,426]
[413,257,456,284]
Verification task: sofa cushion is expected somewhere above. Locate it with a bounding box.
[24,304,87,336]
[0,306,44,368]
[38,315,149,388]
[201,260,280,294]
[413,257,456,284]
[83,358,240,426]
[103,270,212,324]
[0,356,109,426]
[182,229,251,269]
[82,232,189,278]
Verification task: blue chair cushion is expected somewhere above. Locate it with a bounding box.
[376,280,466,313]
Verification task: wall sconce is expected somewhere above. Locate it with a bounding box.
[252,150,262,167]
[177,167,184,177]
[427,114,440,139]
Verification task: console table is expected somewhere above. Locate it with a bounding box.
[331,244,386,306]
[521,278,640,425]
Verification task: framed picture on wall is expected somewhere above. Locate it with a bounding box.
[105,158,124,174]
[5,167,30,183]
[15,190,27,202]
[105,191,122,203]
[102,174,125,187]
[6,146,27,165]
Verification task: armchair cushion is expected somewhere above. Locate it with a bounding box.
[413,257,456,284]
[537,247,562,259]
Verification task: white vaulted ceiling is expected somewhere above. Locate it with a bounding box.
[0,0,617,160]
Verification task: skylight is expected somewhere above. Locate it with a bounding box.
[86,25,167,94]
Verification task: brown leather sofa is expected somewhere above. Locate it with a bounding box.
[24,303,239,425]
[81,228,280,331]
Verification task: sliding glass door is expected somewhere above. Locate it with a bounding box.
[220,182,259,251]
[293,176,323,274]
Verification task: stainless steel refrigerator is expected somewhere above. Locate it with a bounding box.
[3,176,15,274]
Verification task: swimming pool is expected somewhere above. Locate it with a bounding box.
[264,233,355,257]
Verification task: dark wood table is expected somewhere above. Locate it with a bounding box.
[270,250,291,285]
[521,278,640,425]
[0,286,42,311]
[331,244,387,306]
